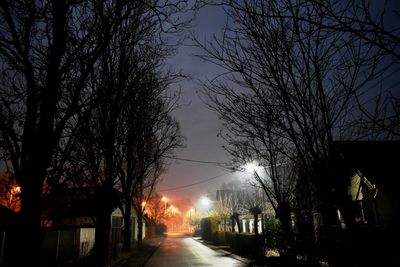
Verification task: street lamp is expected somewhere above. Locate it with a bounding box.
[198,196,212,216]
[161,196,168,210]
[9,186,21,204]
[245,161,261,174]
[200,196,211,207]
[169,205,178,215]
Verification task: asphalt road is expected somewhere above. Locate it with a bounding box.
[145,232,247,267]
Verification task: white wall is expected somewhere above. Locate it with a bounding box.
[111,207,146,242]
[79,228,95,257]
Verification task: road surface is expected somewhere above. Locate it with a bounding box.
[146,232,247,267]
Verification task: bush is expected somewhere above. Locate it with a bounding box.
[264,217,284,249]
[212,231,227,246]
[224,232,265,258]
[200,217,219,241]
[155,224,167,235]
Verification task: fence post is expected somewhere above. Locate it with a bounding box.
[0,231,6,264]
[55,229,60,262]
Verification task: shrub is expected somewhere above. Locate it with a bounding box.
[155,224,167,235]
[224,232,265,258]
[200,217,219,241]
[264,217,284,249]
[212,231,227,246]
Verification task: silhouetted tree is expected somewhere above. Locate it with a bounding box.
[237,186,265,236]
[0,0,132,263]
[218,180,244,232]
[122,73,184,246]
[146,193,170,224]
[195,0,394,246]
[0,0,193,263]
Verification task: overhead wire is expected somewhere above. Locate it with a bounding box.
[156,171,233,192]
[164,155,229,166]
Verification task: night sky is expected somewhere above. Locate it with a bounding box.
[157,5,243,204]
[156,2,400,205]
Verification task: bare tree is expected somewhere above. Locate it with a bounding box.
[0,0,193,263]
[146,193,170,225]
[218,107,297,241]
[121,73,184,246]
[195,0,390,246]
[218,180,245,232]
[0,0,132,262]
[237,185,266,236]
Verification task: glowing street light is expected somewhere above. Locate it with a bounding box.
[200,196,211,207]
[9,186,21,204]
[169,205,179,215]
[245,161,261,174]
[197,196,213,216]
[161,196,168,210]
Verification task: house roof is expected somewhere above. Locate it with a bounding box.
[333,141,399,187]
[43,186,122,220]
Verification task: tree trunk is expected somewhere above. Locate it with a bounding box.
[16,173,44,265]
[95,210,111,265]
[230,216,236,232]
[94,185,113,265]
[232,213,242,233]
[253,213,259,235]
[223,218,227,232]
[276,202,293,247]
[137,216,143,245]
[122,197,132,251]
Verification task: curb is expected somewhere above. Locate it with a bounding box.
[192,237,252,265]
[142,237,164,267]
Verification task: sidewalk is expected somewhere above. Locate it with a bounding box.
[192,237,252,265]
[113,236,165,267]
[194,238,323,267]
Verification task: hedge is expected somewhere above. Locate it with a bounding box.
[200,217,219,241]
[200,217,265,258]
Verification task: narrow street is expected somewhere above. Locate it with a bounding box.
[145,233,247,267]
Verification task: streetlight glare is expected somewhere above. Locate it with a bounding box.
[245,161,260,173]
[200,196,211,207]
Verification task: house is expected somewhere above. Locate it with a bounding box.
[110,206,146,245]
[333,141,400,226]
[329,141,400,265]
[40,187,147,264]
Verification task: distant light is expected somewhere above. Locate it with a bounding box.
[200,196,211,207]
[11,186,21,194]
[161,196,168,202]
[141,201,146,207]
[245,161,260,173]
[168,205,179,214]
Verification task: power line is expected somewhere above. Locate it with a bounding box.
[165,156,229,166]
[156,171,233,192]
